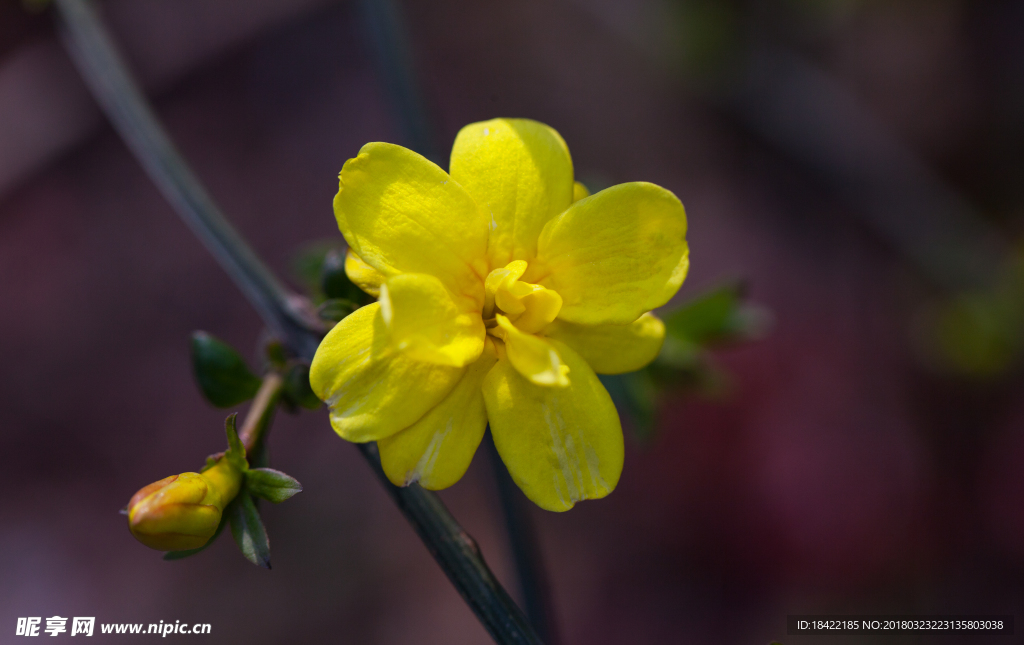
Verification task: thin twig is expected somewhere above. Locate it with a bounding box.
[53,1,541,642]
[486,434,561,645]
[53,0,321,360]
[358,0,559,636]
[359,442,538,642]
[239,372,284,459]
[358,0,440,164]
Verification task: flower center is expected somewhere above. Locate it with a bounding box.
[483,261,562,336]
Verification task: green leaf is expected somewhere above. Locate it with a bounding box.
[163,510,229,561]
[282,364,321,410]
[662,281,768,346]
[321,248,359,301]
[290,240,338,299]
[246,468,303,503]
[228,489,271,569]
[264,339,289,370]
[191,331,262,408]
[223,413,249,473]
[317,298,360,323]
[656,335,703,370]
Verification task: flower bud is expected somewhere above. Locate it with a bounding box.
[127,461,240,551]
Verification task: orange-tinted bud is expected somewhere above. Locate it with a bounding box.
[127,472,225,551]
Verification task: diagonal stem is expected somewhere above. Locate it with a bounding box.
[358,0,440,164]
[53,1,541,642]
[357,1,560,638]
[486,433,561,645]
[239,372,284,465]
[54,0,321,361]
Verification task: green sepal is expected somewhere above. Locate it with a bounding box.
[228,489,271,569]
[191,331,262,408]
[162,509,229,561]
[282,364,321,410]
[201,454,218,472]
[245,468,303,503]
[317,298,360,323]
[223,413,249,473]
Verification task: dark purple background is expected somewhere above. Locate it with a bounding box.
[1,0,1022,643]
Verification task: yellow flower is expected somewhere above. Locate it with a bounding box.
[127,459,242,551]
[311,118,688,511]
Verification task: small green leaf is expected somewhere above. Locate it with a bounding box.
[228,490,271,569]
[656,335,703,370]
[264,339,289,370]
[663,282,741,343]
[321,249,358,300]
[163,511,229,561]
[290,240,337,298]
[246,468,303,503]
[317,298,360,323]
[223,414,249,473]
[662,281,768,347]
[191,331,262,408]
[283,364,321,410]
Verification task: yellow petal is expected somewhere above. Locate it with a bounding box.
[544,313,665,374]
[310,303,464,442]
[378,341,498,490]
[495,280,529,316]
[344,249,386,297]
[494,314,569,387]
[572,181,590,201]
[450,119,574,268]
[514,287,562,334]
[483,339,624,512]
[379,273,484,367]
[484,260,527,316]
[532,182,688,325]
[334,142,488,303]
[644,242,690,311]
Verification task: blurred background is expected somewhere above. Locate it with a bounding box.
[1,0,1022,642]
